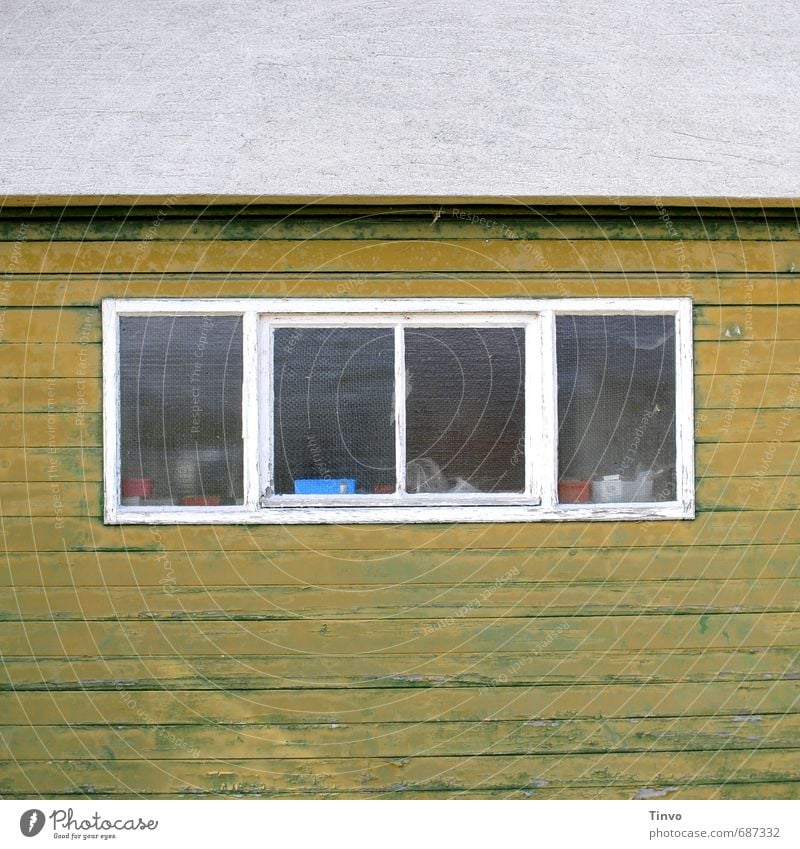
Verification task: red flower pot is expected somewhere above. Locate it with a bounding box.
[121,478,153,498]
[558,480,590,503]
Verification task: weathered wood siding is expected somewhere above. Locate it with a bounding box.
[0,203,798,799]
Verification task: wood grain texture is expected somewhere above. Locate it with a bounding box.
[0,414,100,447]
[1,613,797,656]
[1,784,798,800]
[695,410,800,442]
[3,274,800,307]
[694,306,800,341]
[0,309,99,343]
[695,342,800,374]
[2,578,796,620]
[0,379,101,413]
[2,545,797,587]
[4,714,800,759]
[0,448,102,481]
[2,750,798,795]
[697,443,800,477]
[1,681,794,724]
[696,375,800,409]
[2,205,799,800]
[3,648,798,690]
[0,344,100,377]
[2,211,797,243]
[3,239,800,275]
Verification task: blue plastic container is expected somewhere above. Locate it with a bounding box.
[294,478,356,495]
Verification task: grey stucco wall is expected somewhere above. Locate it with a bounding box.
[1,0,798,197]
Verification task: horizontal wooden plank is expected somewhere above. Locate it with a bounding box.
[7,271,800,307]
[2,579,797,621]
[3,274,800,307]
[3,239,800,275]
[697,443,800,477]
[0,379,101,413]
[0,414,100,447]
[696,410,800,443]
[2,783,797,799]
[2,544,796,587]
[694,306,800,341]
[1,613,797,656]
[0,482,99,515]
[1,681,795,725]
[1,783,798,800]
[695,341,800,374]
[0,448,102,481]
[0,309,99,344]
[3,510,800,552]
[3,648,796,690]
[4,714,799,760]
[696,375,800,409]
[698,477,800,510]
[1,749,797,795]
[3,213,798,243]
[0,344,100,377]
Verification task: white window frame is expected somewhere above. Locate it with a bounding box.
[102,297,695,524]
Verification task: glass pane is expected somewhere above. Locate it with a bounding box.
[119,315,244,506]
[273,328,395,496]
[405,327,525,494]
[556,315,676,503]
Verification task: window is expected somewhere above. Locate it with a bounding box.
[103,298,694,524]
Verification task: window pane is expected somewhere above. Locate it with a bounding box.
[273,328,395,495]
[119,316,244,506]
[556,315,676,503]
[405,327,525,494]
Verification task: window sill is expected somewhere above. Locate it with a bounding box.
[105,502,695,524]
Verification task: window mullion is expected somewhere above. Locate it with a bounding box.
[538,310,559,509]
[675,299,695,515]
[241,311,260,511]
[102,300,121,523]
[394,323,407,496]
[524,317,537,499]
[257,317,274,504]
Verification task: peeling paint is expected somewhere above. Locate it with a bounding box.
[635,786,680,799]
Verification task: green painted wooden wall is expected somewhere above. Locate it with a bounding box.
[0,202,798,798]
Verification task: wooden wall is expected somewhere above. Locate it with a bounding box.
[0,203,798,799]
